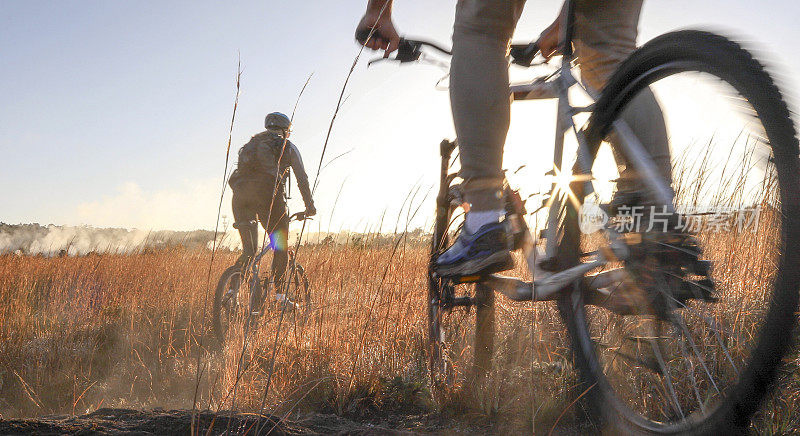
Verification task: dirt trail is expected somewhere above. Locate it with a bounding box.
[0,408,492,435]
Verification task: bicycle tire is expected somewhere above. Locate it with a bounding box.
[559,30,800,434]
[428,205,454,383]
[287,254,311,305]
[212,265,243,344]
[427,188,496,386]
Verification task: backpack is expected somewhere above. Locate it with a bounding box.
[229,131,290,188]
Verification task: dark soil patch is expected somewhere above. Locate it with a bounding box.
[0,407,491,435]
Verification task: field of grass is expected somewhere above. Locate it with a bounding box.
[0,222,798,433]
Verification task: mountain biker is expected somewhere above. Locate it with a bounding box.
[228,112,316,303]
[355,0,671,277]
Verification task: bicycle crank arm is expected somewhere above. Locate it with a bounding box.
[485,259,605,302]
[438,295,474,310]
[534,259,605,299]
[488,265,712,316]
[483,274,540,302]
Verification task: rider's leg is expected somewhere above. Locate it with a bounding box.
[451,0,526,226]
[231,184,259,270]
[269,217,289,295]
[573,0,672,194]
[263,196,289,295]
[436,0,525,277]
[609,89,672,194]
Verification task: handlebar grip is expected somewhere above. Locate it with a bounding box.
[356,27,397,45]
[355,28,372,44]
[356,27,406,48]
[289,211,310,222]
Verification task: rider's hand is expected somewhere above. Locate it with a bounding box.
[536,20,561,60]
[356,8,400,58]
[305,204,317,218]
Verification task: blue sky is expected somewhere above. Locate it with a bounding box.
[2,1,798,232]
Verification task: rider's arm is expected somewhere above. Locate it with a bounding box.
[288,142,316,216]
[356,0,400,56]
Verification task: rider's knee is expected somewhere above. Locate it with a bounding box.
[454,0,524,42]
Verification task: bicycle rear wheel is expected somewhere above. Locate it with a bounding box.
[427,278,495,385]
[561,30,800,434]
[428,187,495,386]
[213,265,245,344]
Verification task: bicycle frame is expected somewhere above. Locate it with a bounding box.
[370,1,678,308]
[232,212,305,311]
[448,0,676,306]
[415,7,800,430]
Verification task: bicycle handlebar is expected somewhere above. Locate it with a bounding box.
[356,28,451,64]
[289,211,312,222]
[356,28,540,67]
[232,211,311,231]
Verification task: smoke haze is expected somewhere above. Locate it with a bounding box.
[0,223,241,256]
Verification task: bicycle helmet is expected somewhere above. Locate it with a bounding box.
[265,112,291,131]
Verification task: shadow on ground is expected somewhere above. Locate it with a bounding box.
[0,407,523,435]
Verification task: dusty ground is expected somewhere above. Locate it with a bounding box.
[0,408,505,435]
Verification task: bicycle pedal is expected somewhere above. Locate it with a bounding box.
[446,260,513,284]
[453,275,484,284]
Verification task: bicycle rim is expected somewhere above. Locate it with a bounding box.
[427,198,495,387]
[562,30,800,434]
[213,266,244,344]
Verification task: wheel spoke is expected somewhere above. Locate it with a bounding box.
[563,30,798,432]
[659,271,740,378]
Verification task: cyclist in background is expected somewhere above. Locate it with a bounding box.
[228,112,316,304]
[355,0,671,277]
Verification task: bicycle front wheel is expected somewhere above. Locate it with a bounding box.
[285,256,311,315]
[561,30,800,434]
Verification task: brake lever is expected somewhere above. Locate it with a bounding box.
[365,38,423,67]
[367,57,393,67]
[396,39,422,61]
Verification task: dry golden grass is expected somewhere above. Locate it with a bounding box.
[0,238,572,431]
[0,223,798,433]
